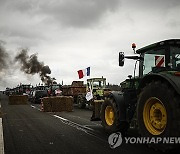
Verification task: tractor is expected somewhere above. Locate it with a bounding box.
[77,77,111,120]
[77,77,108,109]
[100,39,180,151]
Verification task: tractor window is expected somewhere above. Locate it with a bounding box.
[170,46,180,68]
[93,81,105,88]
[143,49,165,75]
[87,79,106,90]
[93,81,101,87]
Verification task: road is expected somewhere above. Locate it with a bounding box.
[0,93,179,154]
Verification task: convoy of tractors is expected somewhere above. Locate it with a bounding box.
[4,39,180,152]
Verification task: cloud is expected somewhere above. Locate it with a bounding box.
[0,0,121,29]
[0,41,9,71]
[123,0,180,10]
[38,0,121,28]
[0,0,46,47]
[0,0,121,49]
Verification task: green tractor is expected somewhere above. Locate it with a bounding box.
[101,39,180,151]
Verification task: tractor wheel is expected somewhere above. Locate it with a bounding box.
[137,81,180,151]
[101,97,128,134]
[77,95,86,109]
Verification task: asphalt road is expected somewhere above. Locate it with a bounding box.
[0,93,179,154]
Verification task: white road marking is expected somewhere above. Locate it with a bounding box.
[84,124,101,127]
[69,115,101,126]
[53,115,68,121]
[52,114,107,143]
[53,114,94,131]
[31,105,94,131]
[31,104,106,143]
[0,102,4,154]
[31,105,35,109]
[31,105,41,111]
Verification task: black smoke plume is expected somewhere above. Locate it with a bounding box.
[15,49,52,85]
[0,41,8,71]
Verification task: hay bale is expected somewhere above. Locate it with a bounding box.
[41,96,74,112]
[42,97,52,112]
[9,95,28,105]
[58,97,67,111]
[65,96,73,112]
[51,97,63,112]
[61,86,69,96]
[71,81,84,86]
[51,96,73,112]
[62,86,86,96]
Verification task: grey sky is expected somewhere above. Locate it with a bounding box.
[0,0,180,89]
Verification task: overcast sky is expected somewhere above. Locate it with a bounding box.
[0,0,180,90]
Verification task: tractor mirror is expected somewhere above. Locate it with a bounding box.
[119,52,125,66]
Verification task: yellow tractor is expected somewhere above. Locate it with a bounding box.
[77,77,111,120]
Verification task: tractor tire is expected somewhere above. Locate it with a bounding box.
[77,95,86,109]
[137,81,180,152]
[101,97,128,134]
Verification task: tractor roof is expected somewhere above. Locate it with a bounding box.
[136,39,180,54]
[87,78,106,82]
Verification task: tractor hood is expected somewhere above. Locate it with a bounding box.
[138,71,180,95]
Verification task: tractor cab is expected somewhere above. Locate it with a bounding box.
[137,39,180,77]
[87,77,106,99]
[119,39,180,91]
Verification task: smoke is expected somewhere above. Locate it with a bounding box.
[0,41,9,71]
[15,49,52,84]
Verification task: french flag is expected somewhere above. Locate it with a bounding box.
[78,67,90,79]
